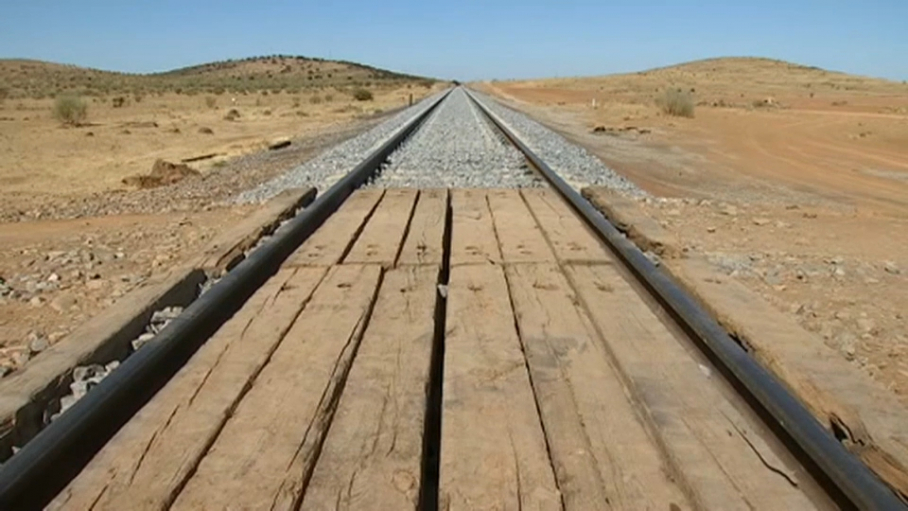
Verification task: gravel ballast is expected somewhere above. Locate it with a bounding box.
[468,89,647,197]
[236,92,445,203]
[370,88,543,188]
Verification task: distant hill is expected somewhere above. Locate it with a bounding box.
[512,57,906,97]
[631,57,902,91]
[0,55,436,99]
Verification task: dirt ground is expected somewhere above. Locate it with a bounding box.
[0,86,432,219]
[480,57,908,399]
[0,63,442,373]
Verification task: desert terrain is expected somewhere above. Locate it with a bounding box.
[0,56,441,372]
[481,57,908,400]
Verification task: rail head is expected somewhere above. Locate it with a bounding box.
[464,88,907,510]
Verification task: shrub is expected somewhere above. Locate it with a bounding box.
[309,94,322,104]
[112,96,126,108]
[53,95,88,126]
[0,87,8,104]
[205,96,217,108]
[352,88,373,101]
[657,89,694,118]
[324,94,334,102]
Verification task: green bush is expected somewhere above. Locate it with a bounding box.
[352,88,373,101]
[657,89,694,118]
[53,95,88,126]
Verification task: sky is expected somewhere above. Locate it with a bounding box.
[1,0,907,81]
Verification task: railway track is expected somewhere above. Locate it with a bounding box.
[0,87,903,509]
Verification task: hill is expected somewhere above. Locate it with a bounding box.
[0,55,436,99]
[500,57,907,107]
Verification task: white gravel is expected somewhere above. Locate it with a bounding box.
[370,88,543,188]
[235,86,644,199]
[235,91,446,203]
[467,89,647,197]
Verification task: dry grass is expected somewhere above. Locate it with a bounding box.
[52,95,88,126]
[352,88,374,101]
[657,89,694,117]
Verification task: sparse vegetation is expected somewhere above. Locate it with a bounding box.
[352,88,373,101]
[205,96,217,108]
[0,56,433,99]
[53,95,88,126]
[656,88,694,117]
[223,108,240,121]
[309,95,322,104]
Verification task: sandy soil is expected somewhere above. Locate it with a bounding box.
[0,86,433,218]
[0,72,442,373]
[479,57,908,398]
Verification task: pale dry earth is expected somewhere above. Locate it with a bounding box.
[479,57,908,398]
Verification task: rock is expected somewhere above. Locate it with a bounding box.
[764,271,783,286]
[843,344,856,360]
[198,126,214,135]
[50,293,78,312]
[132,332,156,351]
[884,261,900,274]
[73,364,105,382]
[29,295,44,307]
[224,109,241,121]
[833,267,846,278]
[13,351,30,366]
[720,205,738,216]
[85,279,106,290]
[70,379,93,399]
[152,306,183,323]
[437,284,448,299]
[48,331,67,343]
[106,360,121,372]
[60,394,78,413]
[752,217,770,226]
[706,226,716,233]
[0,365,12,378]
[121,160,200,189]
[28,337,49,354]
[47,273,60,283]
[857,318,877,334]
[268,138,292,150]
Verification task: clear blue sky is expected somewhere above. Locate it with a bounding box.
[2,0,906,81]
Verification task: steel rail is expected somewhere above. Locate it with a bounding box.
[0,89,451,510]
[465,88,906,510]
